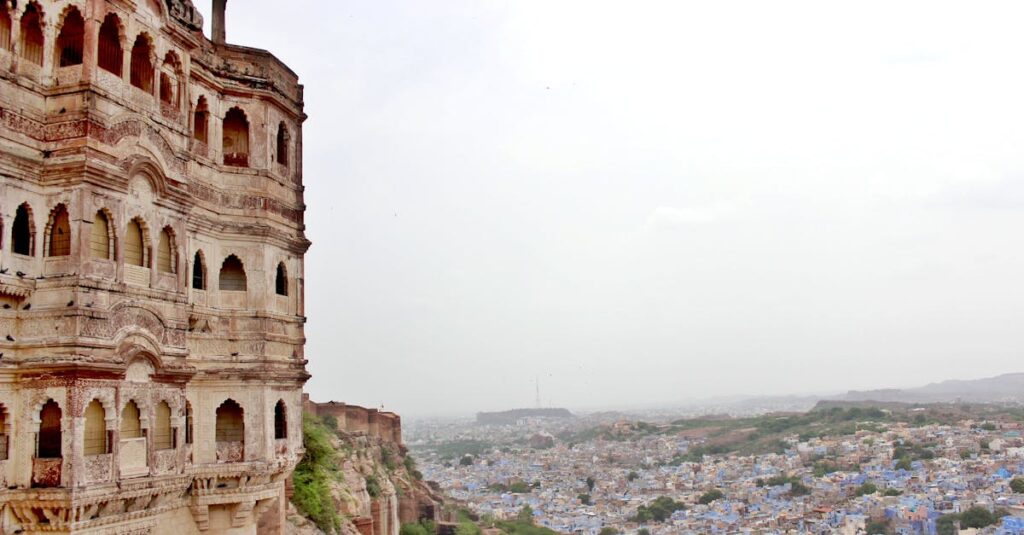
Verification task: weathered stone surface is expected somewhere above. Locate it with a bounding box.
[299,399,444,535]
[0,0,309,533]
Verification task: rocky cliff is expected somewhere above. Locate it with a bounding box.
[286,399,443,535]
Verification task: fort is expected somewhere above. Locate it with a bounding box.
[301,396,441,535]
[302,396,402,446]
[0,0,309,533]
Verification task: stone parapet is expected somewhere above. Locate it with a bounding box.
[303,395,403,445]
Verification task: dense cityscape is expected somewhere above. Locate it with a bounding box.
[409,404,1024,534]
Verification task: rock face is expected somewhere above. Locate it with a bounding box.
[291,399,443,535]
[0,0,309,533]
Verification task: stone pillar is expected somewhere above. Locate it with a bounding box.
[212,0,227,44]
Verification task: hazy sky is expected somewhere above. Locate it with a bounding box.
[222,1,1024,416]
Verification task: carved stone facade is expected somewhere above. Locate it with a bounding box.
[0,1,308,533]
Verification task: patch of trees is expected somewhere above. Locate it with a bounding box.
[631,496,686,522]
[936,506,1009,535]
[698,489,725,505]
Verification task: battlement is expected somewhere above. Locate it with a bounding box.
[303,395,404,445]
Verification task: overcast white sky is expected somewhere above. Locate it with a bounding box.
[222,1,1024,416]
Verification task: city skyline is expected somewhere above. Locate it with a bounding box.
[223,1,1024,416]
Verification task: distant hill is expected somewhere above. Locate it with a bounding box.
[476,408,573,425]
[836,373,1024,404]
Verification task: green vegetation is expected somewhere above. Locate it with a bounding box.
[292,414,344,534]
[430,439,493,460]
[586,476,596,491]
[489,480,532,494]
[631,496,686,522]
[790,481,811,496]
[455,522,482,535]
[365,475,382,498]
[404,454,423,480]
[854,483,878,496]
[577,493,592,505]
[637,530,651,535]
[493,521,560,535]
[598,528,619,535]
[865,519,892,535]
[698,489,725,505]
[936,507,1009,535]
[882,488,902,496]
[759,474,810,496]
[1012,477,1024,493]
[813,461,843,477]
[893,442,935,461]
[381,447,397,471]
[399,522,435,535]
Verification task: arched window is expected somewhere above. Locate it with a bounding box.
[83,400,108,456]
[97,13,122,76]
[274,400,287,439]
[192,251,206,289]
[47,204,71,257]
[12,203,33,256]
[219,255,246,291]
[215,399,244,442]
[38,399,62,458]
[185,401,193,444]
[0,2,11,52]
[193,96,209,144]
[125,218,146,267]
[222,107,249,167]
[159,51,180,107]
[129,33,153,92]
[90,210,113,260]
[153,401,173,450]
[56,7,84,67]
[120,400,141,439]
[157,228,175,273]
[275,262,288,296]
[19,2,43,66]
[276,123,289,166]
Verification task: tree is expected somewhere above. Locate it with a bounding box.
[935,506,1008,535]
[1011,478,1024,494]
[508,481,530,493]
[459,455,474,466]
[627,471,639,482]
[577,493,592,506]
[598,528,619,535]
[865,519,891,535]
[517,505,534,525]
[631,496,685,523]
[586,476,596,491]
[855,483,878,496]
[637,530,650,535]
[790,481,811,496]
[455,522,481,535]
[698,489,724,505]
